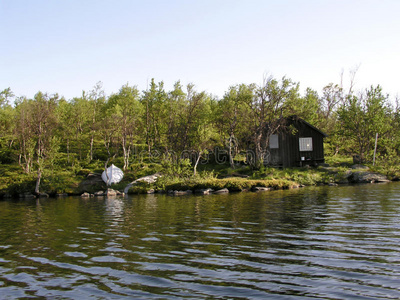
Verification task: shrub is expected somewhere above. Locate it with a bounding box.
[154,176,297,193]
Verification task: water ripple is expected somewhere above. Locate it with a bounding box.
[1,185,400,298]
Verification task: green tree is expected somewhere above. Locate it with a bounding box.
[0,88,16,162]
[68,93,91,161]
[179,84,208,152]
[14,92,59,193]
[216,84,254,168]
[107,83,143,170]
[0,88,14,107]
[165,81,186,152]
[248,76,299,168]
[318,83,343,135]
[56,99,75,165]
[99,101,119,172]
[287,87,321,126]
[88,82,106,162]
[141,79,168,152]
[14,97,35,173]
[31,92,60,194]
[337,85,391,163]
[185,90,216,175]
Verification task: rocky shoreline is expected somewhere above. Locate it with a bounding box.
[320,164,391,184]
[118,165,393,197]
[80,188,125,198]
[0,165,395,199]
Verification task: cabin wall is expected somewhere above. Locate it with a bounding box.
[264,148,282,166]
[287,121,325,167]
[263,134,282,166]
[264,119,325,168]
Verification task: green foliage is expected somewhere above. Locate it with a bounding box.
[371,151,400,180]
[161,157,192,178]
[294,88,321,125]
[128,181,153,194]
[2,75,400,195]
[324,155,353,167]
[0,148,15,164]
[336,85,391,162]
[251,166,325,185]
[42,171,81,194]
[154,176,297,192]
[0,88,14,107]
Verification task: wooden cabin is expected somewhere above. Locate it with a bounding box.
[264,116,327,167]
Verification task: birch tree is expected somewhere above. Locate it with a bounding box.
[107,83,143,170]
[249,76,299,168]
[337,85,391,163]
[88,82,106,162]
[216,84,254,168]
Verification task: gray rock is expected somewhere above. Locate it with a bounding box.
[56,193,68,197]
[348,171,389,183]
[124,173,162,194]
[213,188,229,194]
[136,173,162,184]
[173,190,193,196]
[81,192,91,198]
[106,189,117,197]
[252,186,271,192]
[19,192,36,199]
[337,179,349,184]
[195,188,214,195]
[147,189,155,194]
[94,191,105,196]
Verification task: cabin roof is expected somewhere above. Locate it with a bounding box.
[286,115,328,137]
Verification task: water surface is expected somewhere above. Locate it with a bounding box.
[1,183,400,299]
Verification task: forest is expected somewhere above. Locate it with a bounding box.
[1,74,400,196]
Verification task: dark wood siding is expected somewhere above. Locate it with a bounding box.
[264,117,326,168]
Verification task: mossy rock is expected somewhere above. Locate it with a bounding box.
[128,181,154,194]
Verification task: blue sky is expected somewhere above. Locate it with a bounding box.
[1,0,400,101]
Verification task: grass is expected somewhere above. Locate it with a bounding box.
[157,177,297,192]
[2,153,400,197]
[325,155,353,167]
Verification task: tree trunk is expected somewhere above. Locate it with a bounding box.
[193,150,203,176]
[35,167,41,195]
[122,135,130,171]
[90,134,94,161]
[104,159,110,186]
[253,130,264,169]
[67,138,70,164]
[228,135,234,169]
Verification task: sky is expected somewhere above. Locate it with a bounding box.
[1,0,400,101]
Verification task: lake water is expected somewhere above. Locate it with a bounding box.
[1,183,400,299]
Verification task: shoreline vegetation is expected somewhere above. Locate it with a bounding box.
[2,74,400,199]
[0,155,397,199]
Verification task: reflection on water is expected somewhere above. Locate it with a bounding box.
[1,183,400,299]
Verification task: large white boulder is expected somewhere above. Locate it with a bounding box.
[102,164,124,186]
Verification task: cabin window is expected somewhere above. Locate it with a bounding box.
[299,137,313,151]
[269,134,279,149]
